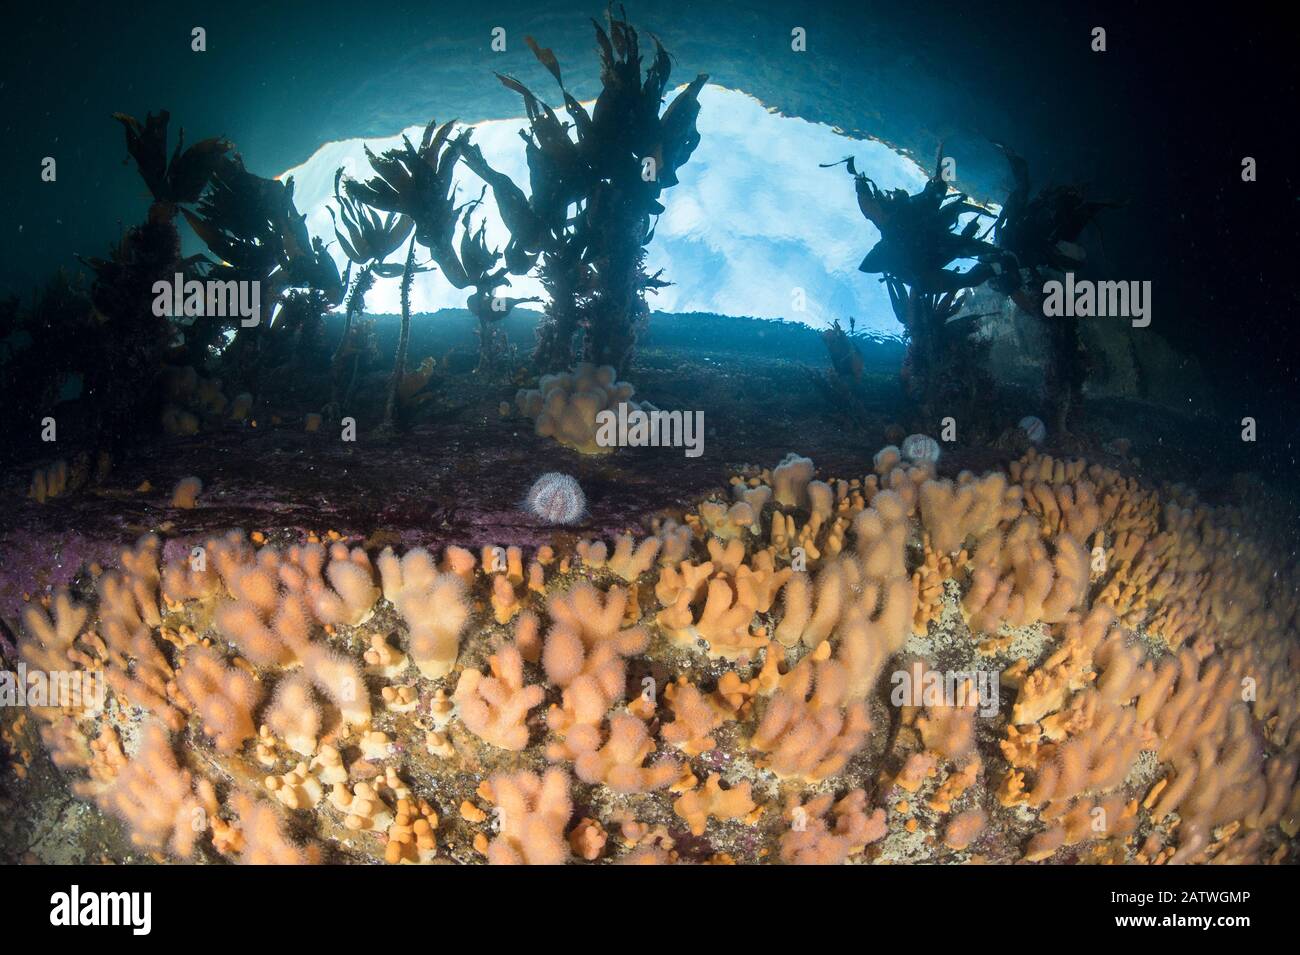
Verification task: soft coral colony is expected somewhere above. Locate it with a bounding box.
[3,444,1297,865]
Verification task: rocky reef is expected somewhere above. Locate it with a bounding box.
[2,435,1296,865]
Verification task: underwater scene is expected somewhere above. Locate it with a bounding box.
[0,0,1296,903]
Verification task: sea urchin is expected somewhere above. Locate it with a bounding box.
[525,472,587,525]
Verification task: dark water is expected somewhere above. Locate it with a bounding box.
[2,1,1297,416]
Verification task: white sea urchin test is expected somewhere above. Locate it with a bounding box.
[901,433,941,465]
[1018,415,1046,444]
[525,472,587,525]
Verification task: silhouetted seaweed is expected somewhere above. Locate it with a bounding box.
[828,145,1004,430]
[55,111,235,451]
[829,146,1005,295]
[989,142,1120,295]
[183,154,343,394]
[0,273,112,461]
[325,168,415,419]
[78,219,187,449]
[464,5,707,374]
[885,275,993,434]
[111,110,232,230]
[988,142,1120,435]
[346,118,473,427]
[824,317,867,379]
[455,197,541,375]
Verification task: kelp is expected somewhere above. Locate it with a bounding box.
[465,6,707,373]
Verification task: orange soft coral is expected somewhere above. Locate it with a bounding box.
[174,646,263,753]
[454,644,544,751]
[483,768,573,865]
